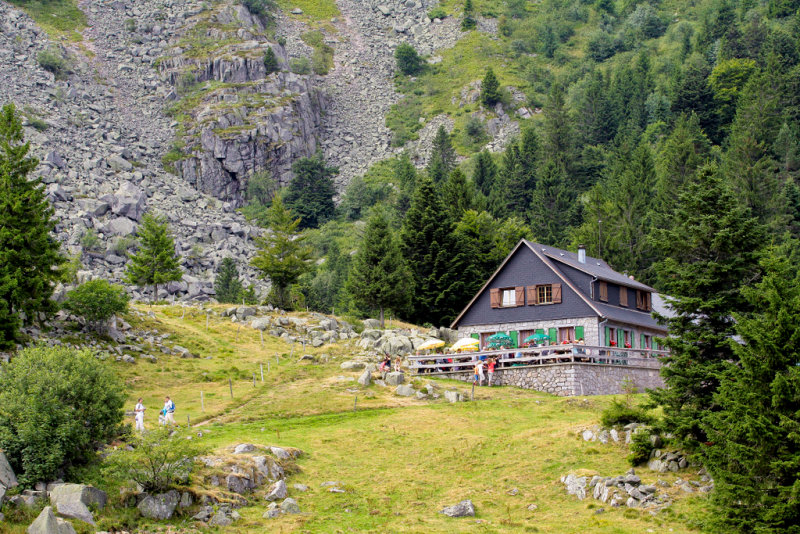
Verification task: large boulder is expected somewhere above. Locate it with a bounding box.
[110,181,146,221]
[49,484,107,510]
[55,501,95,526]
[0,451,18,489]
[395,384,416,397]
[444,390,463,403]
[357,369,371,386]
[340,361,365,370]
[265,479,287,502]
[362,319,381,329]
[26,506,76,534]
[385,372,404,386]
[137,490,180,520]
[280,497,300,514]
[440,499,475,517]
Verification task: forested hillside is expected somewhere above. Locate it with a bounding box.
[264,0,800,328]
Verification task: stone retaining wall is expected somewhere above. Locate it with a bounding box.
[444,363,663,396]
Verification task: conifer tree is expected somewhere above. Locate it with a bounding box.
[263,46,279,74]
[542,83,575,174]
[472,150,497,196]
[125,213,183,302]
[427,126,456,182]
[346,212,412,327]
[251,195,312,310]
[395,43,423,75]
[529,159,572,246]
[671,54,720,143]
[394,153,417,216]
[481,67,501,107]
[214,257,244,304]
[0,103,65,348]
[648,165,766,449]
[440,168,475,222]
[461,0,477,30]
[701,243,800,531]
[400,176,456,325]
[284,152,337,230]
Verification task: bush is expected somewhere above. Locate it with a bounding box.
[289,57,311,74]
[37,46,68,78]
[241,0,275,17]
[428,6,446,19]
[62,279,130,332]
[124,18,136,32]
[395,43,423,75]
[264,46,279,74]
[628,429,655,466]
[109,235,137,257]
[600,398,655,428]
[246,169,277,206]
[0,345,125,485]
[81,228,103,252]
[103,427,207,493]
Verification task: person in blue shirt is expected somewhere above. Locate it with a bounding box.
[163,396,175,426]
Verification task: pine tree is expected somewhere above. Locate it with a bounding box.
[700,243,800,532]
[440,168,475,222]
[251,195,312,310]
[529,159,573,246]
[214,258,244,304]
[461,0,477,30]
[284,152,337,230]
[648,164,766,450]
[481,67,501,107]
[0,103,65,348]
[542,83,575,174]
[400,176,456,325]
[576,70,615,145]
[394,153,417,216]
[263,46,279,74]
[472,150,497,196]
[671,54,720,143]
[125,213,183,302]
[427,126,456,182]
[395,43,423,75]
[346,212,413,326]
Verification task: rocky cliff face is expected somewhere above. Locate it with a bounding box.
[156,3,326,205]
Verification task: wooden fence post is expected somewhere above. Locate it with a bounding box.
[229,378,233,398]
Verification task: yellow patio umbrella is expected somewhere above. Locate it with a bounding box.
[417,339,445,351]
[451,337,480,352]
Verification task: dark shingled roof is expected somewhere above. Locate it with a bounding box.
[524,240,655,292]
[593,301,666,332]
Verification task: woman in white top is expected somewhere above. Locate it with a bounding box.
[134,398,146,432]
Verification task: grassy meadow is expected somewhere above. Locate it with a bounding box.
[70,304,714,533]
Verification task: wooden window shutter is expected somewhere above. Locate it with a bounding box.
[646,292,652,311]
[515,286,525,307]
[599,282,608,302]
[620,287,627,307]
[552,283,562,304]
[526,286,537,305]
[640,333,646,349]
[490,288,500,308]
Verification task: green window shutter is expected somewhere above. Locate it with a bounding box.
[653,340,659,351]
[575,326,584,341]
[630,334,635,348]
[605,326,611,346]
[470,333,479,340]
[535,328,544,336]
[640,334,645,349]
[617,329,624,347]
[510,331,518,348]
[548,328,558,344]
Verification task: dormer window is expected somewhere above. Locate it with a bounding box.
[636,290,652,311]
[599,281,608,302]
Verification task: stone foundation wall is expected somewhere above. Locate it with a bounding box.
[443,363,663,396]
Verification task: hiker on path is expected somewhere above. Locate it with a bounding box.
[134,398,146,432]
[163,396,175,426]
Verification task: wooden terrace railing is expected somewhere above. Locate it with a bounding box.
[406,344,667,375]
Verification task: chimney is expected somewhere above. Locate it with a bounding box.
[578,244,586,264]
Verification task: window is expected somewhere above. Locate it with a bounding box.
[490,287,524,308]
[526,283,562,305]
[636,290,652,311]
[558,327,575,343]
[502,289,516,307]
[620,287,628,307]
[599,281,608,302]
[641,334,651,349]
[537,285,552,304]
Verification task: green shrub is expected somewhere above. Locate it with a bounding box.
[311,47,332,75]
[600,398,655,428]
[124,18,136,32]
[241,0,275,17]
[62,279,130,332]
[103,427,207,493]
[428,6,446,19]
[628,429,655,466]
[37,46,68,78]
[80,228,103,252]
[264,46,279,74]
[395,43,423,75]
[290,57,311,74]
[109,235,137,257]
[0,345,125,485]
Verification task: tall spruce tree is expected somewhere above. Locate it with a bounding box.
[427,126,456,182]
[472,150,497,197]
[440,168,475,222]
[648,165,766,449]
[701,243,800,532]
[284,152,337,230]
[0,103,65,348]
[125,213,183,302]
[529,159,573,246]
[481,67,501,107]
[461,0,477,30]
[345,212,412,326]
[214,257,244,304]
[251,195,312,310]
[542,83,575,174]
[400,176,455,325]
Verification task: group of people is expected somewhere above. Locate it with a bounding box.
[379,354,403,376]
[133,396,176,431]
[473,357,497,386]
